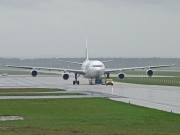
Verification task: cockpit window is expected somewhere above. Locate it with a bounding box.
[92,65,103,67]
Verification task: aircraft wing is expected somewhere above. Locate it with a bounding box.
[104,64,176,73]
[5,65,86,75]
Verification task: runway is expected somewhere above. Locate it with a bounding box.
[0,75,180,114]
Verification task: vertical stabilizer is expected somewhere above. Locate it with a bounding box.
[86,37,89,61]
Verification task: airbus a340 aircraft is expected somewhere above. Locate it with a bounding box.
[5,38,175,85]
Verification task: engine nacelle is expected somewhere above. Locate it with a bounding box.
[62,73,69,80]
[31,70,37,77]
[146,69,153,77]
[118,73,125,79]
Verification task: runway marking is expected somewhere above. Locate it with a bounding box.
[0,116,23,121]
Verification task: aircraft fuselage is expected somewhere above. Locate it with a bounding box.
[81,60,105,78]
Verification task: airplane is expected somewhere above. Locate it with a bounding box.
[5,38,176,85]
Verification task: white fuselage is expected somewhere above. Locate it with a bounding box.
[81,60,105,78]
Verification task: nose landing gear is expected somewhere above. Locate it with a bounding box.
[73,73,80,85]
[73,80,79,85]
[89,78,94,85]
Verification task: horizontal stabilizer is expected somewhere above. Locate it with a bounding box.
[59,60,82,65]
[101,60,113,63]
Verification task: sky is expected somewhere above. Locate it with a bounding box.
[0,0,180,58]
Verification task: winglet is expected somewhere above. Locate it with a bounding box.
[86,37,89,61]
[102,60,113,63]
[174,60,179,66]
[1,61,6,67]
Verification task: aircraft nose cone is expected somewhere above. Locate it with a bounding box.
[95,68,103,76]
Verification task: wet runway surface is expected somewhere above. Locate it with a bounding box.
[0,75,180,114]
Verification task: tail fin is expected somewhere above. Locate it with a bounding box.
[86,37,89,61]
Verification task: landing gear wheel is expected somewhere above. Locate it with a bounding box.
[73,73,80,85]
[89,78,94,85]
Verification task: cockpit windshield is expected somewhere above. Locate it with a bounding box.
[92,65,103,67]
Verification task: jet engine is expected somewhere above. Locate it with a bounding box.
[146,69,153,77]
[118,73,125,79]
[31,70,37,77]
[62,73,69,80]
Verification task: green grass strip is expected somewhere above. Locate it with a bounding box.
[113,70,180,77]
[0,93,85,96]
[0,98,179,135]
[111,77,180,86]
[0,70,57,75]
[0,88,65,93]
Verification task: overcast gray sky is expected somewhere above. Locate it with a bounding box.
[0,0,180,58]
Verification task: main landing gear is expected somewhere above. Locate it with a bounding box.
[73,73,80,85]
[89,78,94,85]
[89,78,106,85]
[105,73,110,79]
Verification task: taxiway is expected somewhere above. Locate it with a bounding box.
[0,75,180,114]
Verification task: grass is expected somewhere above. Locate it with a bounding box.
[0,88,65,93]
[0,69,57,75]
[111,77,180,86]
[0,93,85,96]
[107,70,180,86]
[0,98,179,135]
[0,88,83,96]
[0,93,84,96]
[112,70,180,77]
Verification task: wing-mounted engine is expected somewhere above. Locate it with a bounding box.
[62,73,69,80]
[118,73,125,79]
[146,69,153,77]
[31,70,37,77]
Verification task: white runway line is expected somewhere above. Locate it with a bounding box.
[0,116,23,121]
